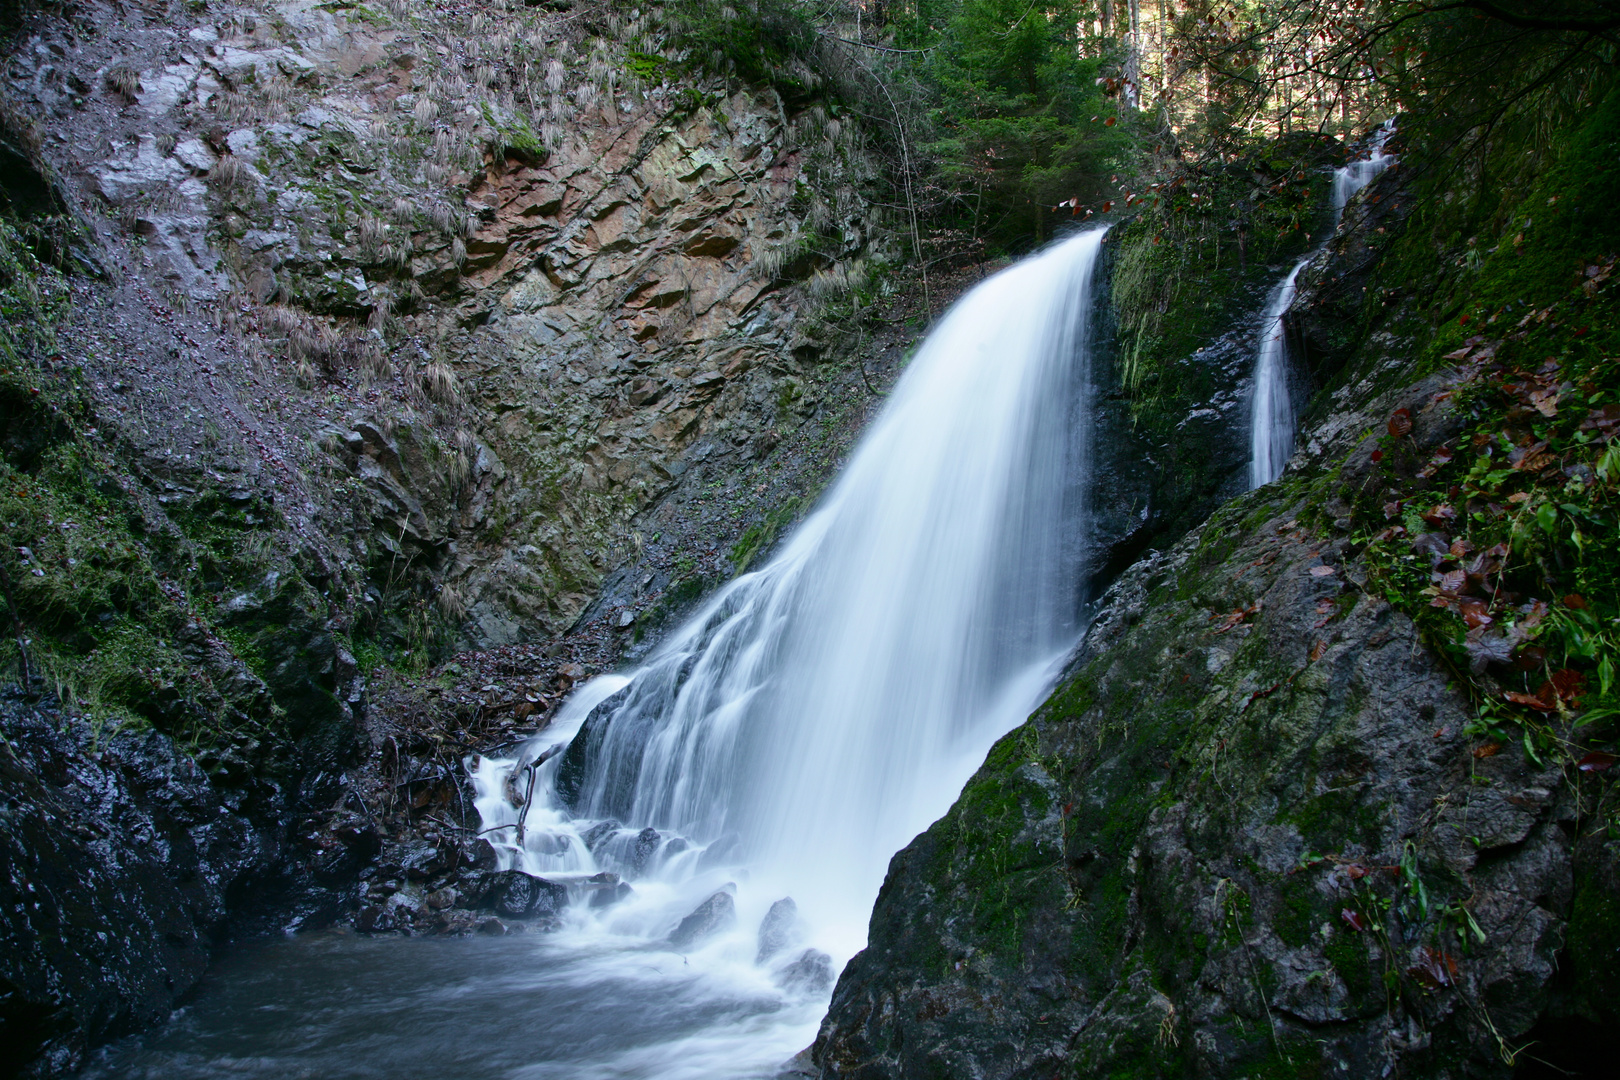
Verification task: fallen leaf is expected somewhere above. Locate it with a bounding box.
[1458,598,1492,629]
[1439,568,1467,594]
[1309,565,1337,577]
[1341,908,1366,932]
[1473,742,1503,759]
[1504,689,1556,712]
[1563,594,1588,609]
[1412,533,1452,561]
[1409,946,1460,990]
[1371,450,1385,463]
[1577,751,1616,772]
[1513,645,1547,671]
[1422,505,1458,526]
[1310,640,1328,662]
[1509,441,1553,472]
[1345,864,1370,880]
[1388,408,1414,437]
[1548,669,1586,704]
[1506,491,1531,504]
[1465,630,1515,673]
[1529,388,1560,417]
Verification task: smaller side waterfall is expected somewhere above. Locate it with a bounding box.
[1249,124,1396,488]
[1248,257,1310,488]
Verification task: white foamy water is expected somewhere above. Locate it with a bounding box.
[464,228,1110,1074]
[1250,125,1396,487]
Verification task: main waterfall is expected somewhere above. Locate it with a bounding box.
[460,227,1107,1075]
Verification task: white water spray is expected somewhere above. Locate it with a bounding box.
[1249,125,1396,488]
[467,229,1108,1073]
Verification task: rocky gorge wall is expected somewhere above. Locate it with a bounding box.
[1,0,914,1072]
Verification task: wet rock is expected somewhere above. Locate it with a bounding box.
[589,880,635,909]
[776,949,833,995]
[462,837,499,871]
[581,819,623,852]
[426,886,458,910]
[485,870,568,920]
[0,700,275,1074]
[476,917,508,937]
[355,905,396,933]
[400,839,457,881]
[668,889,736,950]
[630,826,662,873]
[756,897,798,964]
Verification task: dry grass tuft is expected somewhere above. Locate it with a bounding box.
[104,63,140,101]
[358,214,386,252]
[209,153,243,190]
[422,362,459,404]
[436,583,469,621]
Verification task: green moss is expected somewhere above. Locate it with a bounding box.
[729,497,801,573]
[1567,869,1620,1024]
[1325,924,1377,1000]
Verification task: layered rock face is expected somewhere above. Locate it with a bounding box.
[10,0,876,654]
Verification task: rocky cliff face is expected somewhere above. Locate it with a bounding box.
[1,1,903,1072]
[10,0,884,658]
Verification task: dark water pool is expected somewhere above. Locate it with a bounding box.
[83,929,821,1080]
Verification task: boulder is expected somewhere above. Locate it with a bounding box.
[482,870,568,920]
[581,819,623,851]
[668,889,736,950]
[776,949,833,995]
[756,897,797,964]
[461,837,499,871]
[400,839,457,881]
[630,826,661,873]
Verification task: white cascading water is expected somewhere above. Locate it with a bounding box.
[1249,124,1396,487]
[467,228,1108,1077]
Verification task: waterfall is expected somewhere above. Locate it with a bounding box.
[1249,125,1396,488]
[471,228,1106,991]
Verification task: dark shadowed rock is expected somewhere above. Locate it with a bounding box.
[668,889,736,950]
[589,881,635,909]
[757,897,798,964]
[0,700,275,1075]
[630,826,662,873]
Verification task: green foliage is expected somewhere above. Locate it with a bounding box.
[899,0,1131,252]
[1345,87,1620,764]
